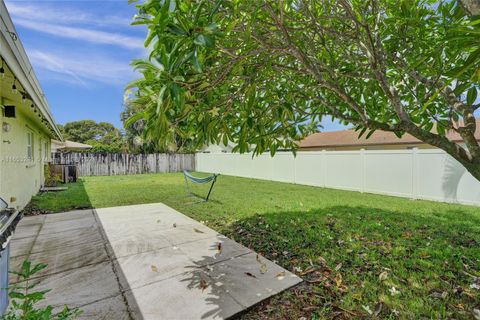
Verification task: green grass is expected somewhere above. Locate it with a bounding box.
[32,173,480,319]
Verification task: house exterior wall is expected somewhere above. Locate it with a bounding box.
[1,1,59,211]
[0,104,51,209]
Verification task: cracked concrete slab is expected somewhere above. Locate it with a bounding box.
[9,203,301,319]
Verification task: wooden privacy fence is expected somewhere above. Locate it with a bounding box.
[52,153,196,177]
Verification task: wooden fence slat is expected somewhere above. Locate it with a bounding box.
[52,153,196,177]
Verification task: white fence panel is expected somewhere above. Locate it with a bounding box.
[271,153,295,182]
[197,149,480,206]
[324,151,363,191]
[364,151,413,197]
[294,152,326,187]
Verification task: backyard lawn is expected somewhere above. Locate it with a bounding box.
[32,173,479,319]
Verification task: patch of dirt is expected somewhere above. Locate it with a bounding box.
[20,202,50,216]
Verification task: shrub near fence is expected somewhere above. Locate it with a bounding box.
[52,153,196,177]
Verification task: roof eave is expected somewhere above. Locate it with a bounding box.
[0,1,63,141]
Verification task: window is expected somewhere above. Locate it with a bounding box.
[44,141,49,160]
[27,131,34,160]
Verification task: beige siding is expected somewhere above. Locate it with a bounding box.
[0,104,50,209]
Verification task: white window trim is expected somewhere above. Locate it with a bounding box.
[27,130,34,161]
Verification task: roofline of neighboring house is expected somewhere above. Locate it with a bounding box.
[298,138,467,149]
[0,1,62,141]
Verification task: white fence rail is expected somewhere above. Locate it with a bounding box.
[197,150,480,206]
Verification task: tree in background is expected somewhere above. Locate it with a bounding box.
[122,92,197,153]
[58,120,125,154]
[127,0,480,180]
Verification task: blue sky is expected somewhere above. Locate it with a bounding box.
[5,0,146,129]
[5,0,348,132]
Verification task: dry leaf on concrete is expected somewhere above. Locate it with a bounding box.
[199,279,209,292]
[260,263,268,274]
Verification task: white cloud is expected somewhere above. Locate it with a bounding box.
[5,2,132,27]
[14,18,144,50]
[27,49,137,86]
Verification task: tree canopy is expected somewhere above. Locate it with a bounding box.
[121,101,196,153]
[58,120,125,153]
[127,0,480,180]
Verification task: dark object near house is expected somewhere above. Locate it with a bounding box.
[0,197,22,314]
[183,171,219,201]
[50,164,78,183]
[3,105,15,118]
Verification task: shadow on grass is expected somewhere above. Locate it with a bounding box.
[31,180,93,214]
[220,205,480,319]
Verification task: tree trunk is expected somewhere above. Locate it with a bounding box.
[402,123,480,182]
[459,0,480,16]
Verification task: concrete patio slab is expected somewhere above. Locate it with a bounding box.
[124,270,245,320]
[43,210,94,222]
[202,252,302,308]
[104,228,172,258]
[31,226,104,254]
[34,261,122,309]
[9,236,35,258]
[39,215,97,235]
[76,294,130,320]
[13,223,42,239]
[9,203,302,319]
[177,236,251,267]
[114,246,192,290]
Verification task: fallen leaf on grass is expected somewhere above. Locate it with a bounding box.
[374,302,383,316]
[293,266,303,273]
[379,271,388,281]
[245,272,257,278]
[318,256,328,265]
[335,263,342,271]
[300,266,316,276]
[389,286,400,296]
[473,309,480,320]
[193,228,205,233]
[430,291,448,299]
[151,265,158,273]
[199,279,209,291]
[335,274,342,287]
[362,305,373,315]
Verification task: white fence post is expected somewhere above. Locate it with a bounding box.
[411,147,419,199]
[361,148,366,193]
[322,149,327,188]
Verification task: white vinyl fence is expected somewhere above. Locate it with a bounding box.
[197,150,480,206]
